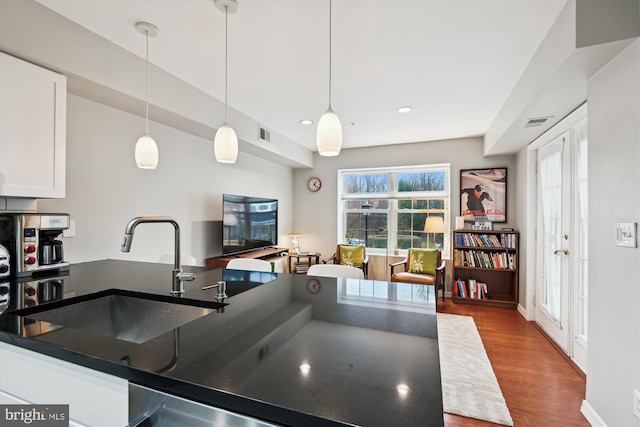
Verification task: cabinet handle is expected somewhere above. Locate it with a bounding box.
[553,248,569,256]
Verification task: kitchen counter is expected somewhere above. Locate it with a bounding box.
[0,260,444,426]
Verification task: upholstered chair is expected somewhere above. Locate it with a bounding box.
[322,244,369,278]
[389,249,445,300]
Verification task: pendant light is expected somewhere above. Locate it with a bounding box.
[316,0,342,157]
[135,22,159,169]
[214,0,239,163]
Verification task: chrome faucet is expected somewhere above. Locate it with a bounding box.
[121,216,195,296]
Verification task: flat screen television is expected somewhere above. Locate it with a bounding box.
[222,194,278,255]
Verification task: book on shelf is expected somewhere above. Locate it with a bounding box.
[455,279,467,298]
[454,248,515,270]
[457,278,489,299]
[455,231,517,249]
[468,279,477,298]
[475,282,488,299]
[456,278,468,298]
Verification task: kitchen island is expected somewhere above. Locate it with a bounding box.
[0,260,443,426]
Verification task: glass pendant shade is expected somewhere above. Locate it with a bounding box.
[135,133,159,169]
[214,123,239,163]
[316,108,342,156]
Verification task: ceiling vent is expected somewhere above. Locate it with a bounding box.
[258,126,270,142]
[524,117,552,128]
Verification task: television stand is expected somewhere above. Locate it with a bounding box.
[205,247,289,269]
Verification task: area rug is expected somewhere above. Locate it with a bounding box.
[437,313,514,426]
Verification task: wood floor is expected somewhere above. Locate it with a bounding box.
[438,299,590,427]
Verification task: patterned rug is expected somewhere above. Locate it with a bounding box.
[437,313,514,426]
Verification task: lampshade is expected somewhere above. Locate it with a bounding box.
[135,133,159,169]
[424,216,445,233]
[214,123,238,163]
[288,232,303,237]
[317,108,342,156]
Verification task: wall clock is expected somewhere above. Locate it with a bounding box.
[307,278,321,293]
[307,177,322,192]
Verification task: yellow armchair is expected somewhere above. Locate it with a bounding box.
[389,249,445,301]
[322,244,369,279]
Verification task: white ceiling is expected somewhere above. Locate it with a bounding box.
[36,0,567,153]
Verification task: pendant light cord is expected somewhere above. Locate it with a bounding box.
[145,29,150,134]
[225,7,229,123]
[328,0,332,108]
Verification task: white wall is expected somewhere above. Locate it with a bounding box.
[0,0,312,169]
[292,137,518,285]
[584,39,640,427]
[37,95,293,266]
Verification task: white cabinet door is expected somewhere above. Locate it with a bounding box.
[0,52,66,198]
[0,342,128,427]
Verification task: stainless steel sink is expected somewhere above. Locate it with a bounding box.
[21,290,224,344]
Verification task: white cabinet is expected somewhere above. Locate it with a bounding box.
[0,52,66,198]
[0,342,128,426]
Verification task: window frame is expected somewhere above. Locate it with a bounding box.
[337,164,451,259]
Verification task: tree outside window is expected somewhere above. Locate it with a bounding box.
[339,165,450,257]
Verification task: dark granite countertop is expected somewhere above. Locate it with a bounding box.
[0,260,443,427]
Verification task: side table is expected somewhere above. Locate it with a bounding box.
[288,252,321,274]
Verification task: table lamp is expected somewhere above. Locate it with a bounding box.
[288,232,302,253]
[424,216,445,249]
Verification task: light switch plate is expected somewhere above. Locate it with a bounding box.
[615,223,636,248]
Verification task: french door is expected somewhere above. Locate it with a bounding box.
[534,111,588,371]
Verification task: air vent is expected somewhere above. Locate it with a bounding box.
[524,117,552,128]
[258,126,270,142]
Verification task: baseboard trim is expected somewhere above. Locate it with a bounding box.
[530,321,586,380]
[517,303,528,319]
[580,400,607,427]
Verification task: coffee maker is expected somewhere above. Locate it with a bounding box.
[0,213,70,277]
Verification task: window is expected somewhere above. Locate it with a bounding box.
[338,164,450,258]
[340,279,438,306]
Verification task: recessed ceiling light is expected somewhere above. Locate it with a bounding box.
[299,363,311,375]
[300,119,314,125]
[397,384,411,395]
[397,106,414,114]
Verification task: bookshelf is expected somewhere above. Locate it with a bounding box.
[452,229,519,308]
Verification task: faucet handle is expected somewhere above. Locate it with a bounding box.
[177,272,196,282]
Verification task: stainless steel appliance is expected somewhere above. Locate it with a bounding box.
[0,281,9,315]
[0,213,70,277]
[0,244,9,278]
[5,274,68,336]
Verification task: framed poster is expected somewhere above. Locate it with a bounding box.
[460,168,507,223]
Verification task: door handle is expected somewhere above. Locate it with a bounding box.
[553,248,569,256]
